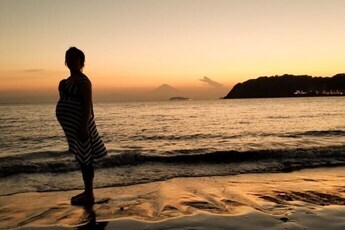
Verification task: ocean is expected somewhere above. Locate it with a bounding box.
[1,97,345,196]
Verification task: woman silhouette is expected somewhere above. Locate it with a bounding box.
[56,47,107,205]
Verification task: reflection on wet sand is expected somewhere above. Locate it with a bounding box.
[0,167,345,229]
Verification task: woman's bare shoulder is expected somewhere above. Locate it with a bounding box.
[79,74,91,83]
[78,75,92,91]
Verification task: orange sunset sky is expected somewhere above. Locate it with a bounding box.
[1,0,345,101]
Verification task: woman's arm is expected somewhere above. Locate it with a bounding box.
[58,79,66,97]
[79,80,92,141]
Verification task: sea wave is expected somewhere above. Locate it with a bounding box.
[130,133,241,141]
[301,130,345,136]
[281,130,345,138]
[130,129,345,141]
[1,146,345,178]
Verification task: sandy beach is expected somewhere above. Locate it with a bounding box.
[1,166,345,229]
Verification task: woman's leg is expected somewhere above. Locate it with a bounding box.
[80,163,94,199]
[71,162,95,205]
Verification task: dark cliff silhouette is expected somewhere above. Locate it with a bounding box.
[224,74,345,99]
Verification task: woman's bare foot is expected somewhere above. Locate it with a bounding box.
[71,192,94,206]
[71,191,85,200]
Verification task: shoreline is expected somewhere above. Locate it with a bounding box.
[1,167,345,229]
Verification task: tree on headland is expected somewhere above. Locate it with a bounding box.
[224,74,345,99]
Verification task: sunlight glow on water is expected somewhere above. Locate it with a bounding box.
[1,97,345,195]
[0,97,344,157]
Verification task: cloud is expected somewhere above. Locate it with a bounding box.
[22,69,45,73]
[199,77,223,88]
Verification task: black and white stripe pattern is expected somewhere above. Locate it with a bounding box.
[56,76,107,165]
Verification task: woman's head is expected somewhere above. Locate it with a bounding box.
[65,47,85,71]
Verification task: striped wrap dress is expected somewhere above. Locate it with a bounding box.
[56,75,107,165]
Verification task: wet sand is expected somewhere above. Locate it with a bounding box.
[1,167,345,229]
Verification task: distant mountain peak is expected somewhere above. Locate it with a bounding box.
[152,84,179,93]
[146,84,180,100]
[155,84,177,90]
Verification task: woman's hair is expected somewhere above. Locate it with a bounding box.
[65,47,85,67]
